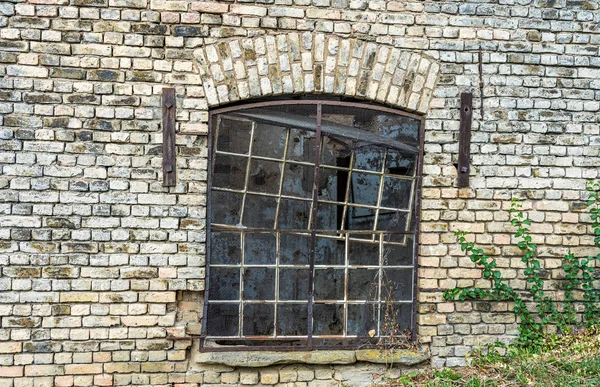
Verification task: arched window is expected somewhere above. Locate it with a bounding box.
[203,100,423,350]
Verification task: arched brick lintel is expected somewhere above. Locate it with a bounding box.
[194,33,440,114]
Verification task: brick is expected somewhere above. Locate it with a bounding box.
[65,364,103,375]
[0,366,24,377]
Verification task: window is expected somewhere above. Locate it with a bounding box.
[203,100,422,350]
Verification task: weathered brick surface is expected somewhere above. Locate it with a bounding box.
[0,0,599,384]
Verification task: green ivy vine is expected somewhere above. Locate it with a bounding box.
[444,180,600,348]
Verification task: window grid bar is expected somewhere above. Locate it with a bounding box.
[211,187,412,215]
[210,263,414,269]
[206,102,421,347]
[271,128,292,339]
[237,121,256,339]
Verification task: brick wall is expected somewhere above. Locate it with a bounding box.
[1,0,599,384]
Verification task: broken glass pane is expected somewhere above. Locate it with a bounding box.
[243,194,277,228]
[207,303,239,336]
[243,268,275,300]
[347,269,378,301]
[253,123,286,159]
[211,191,243,226]
[244,233,276,265]
[381,177,412,209]
[213,154,247,191]
[347,303,378,336]
[277,304,308,336]
[320,135,352,167]
[386,151,416,176]
[313,268,344,301]
[280,233,311,265]
[216,117,252,155]
[314,237,344,266]
[210,232,241,265]
[277,199,311,230]
[247,160,282,194]
[282,163,314,199]
[287,129,316,163]
[209,267,240,300]
[382,269,413,301]
[279,268,309,300]
[313,304,343,335]
[348,239,379,266]
[243,304,274,336]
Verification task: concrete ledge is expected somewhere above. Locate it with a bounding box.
[196,349,429,368]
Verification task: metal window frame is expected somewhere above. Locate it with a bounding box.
[202,100,425,352]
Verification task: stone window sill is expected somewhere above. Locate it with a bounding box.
[195,349,429,368]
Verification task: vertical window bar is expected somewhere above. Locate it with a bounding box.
[307,103,323,348]
[372,148,389,242]
[339,151,355,231]
[377,233,384,337]
[238,122,256,227]
[239,231,245,338]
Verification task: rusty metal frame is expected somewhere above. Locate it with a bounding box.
[203,100,424,352]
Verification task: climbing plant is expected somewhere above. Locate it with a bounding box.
[444,181,600,348]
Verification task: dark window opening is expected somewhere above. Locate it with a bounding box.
[203,100,423,351]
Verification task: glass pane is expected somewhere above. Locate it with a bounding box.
[381,177,412,209]
[313,269,344,301]
[243,304,274,336]
[354,145,384,172]
[210,232,241,265]
[318,166,346,202]
[386,151,416,176]
[252,123,287,159]
[247,159,282,194]
[392,302,413,331]
[315,203,343,231]
[244,233,276,265]
[207,304,239,336]
[216,117,252,154]
[347,269,378,301]
[347,303,378,336]
[277,199,311,230]
[314,237,344,266]
[243,268,275,300]
[383,237,414,266]
[213,154,247,190]
[348,239,379,266]
[313,304,343,336]
[279,268,309,300]
[346,206,375,234]
[277,304,308,336]
[321,105,420,145]
[208,267,239,300]
[287,129,316,163]
[320,134,352,167]
[282,163,314,199]
[382,269,413,301]
[280,233,311,265]
[351,172,380,207]
[379,303,412,334]
[243,194,276,228]
[377,212,408,233]
[211,191,243,226]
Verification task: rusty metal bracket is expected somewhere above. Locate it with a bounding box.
[162,87,176,187]
[457,92,472,188]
